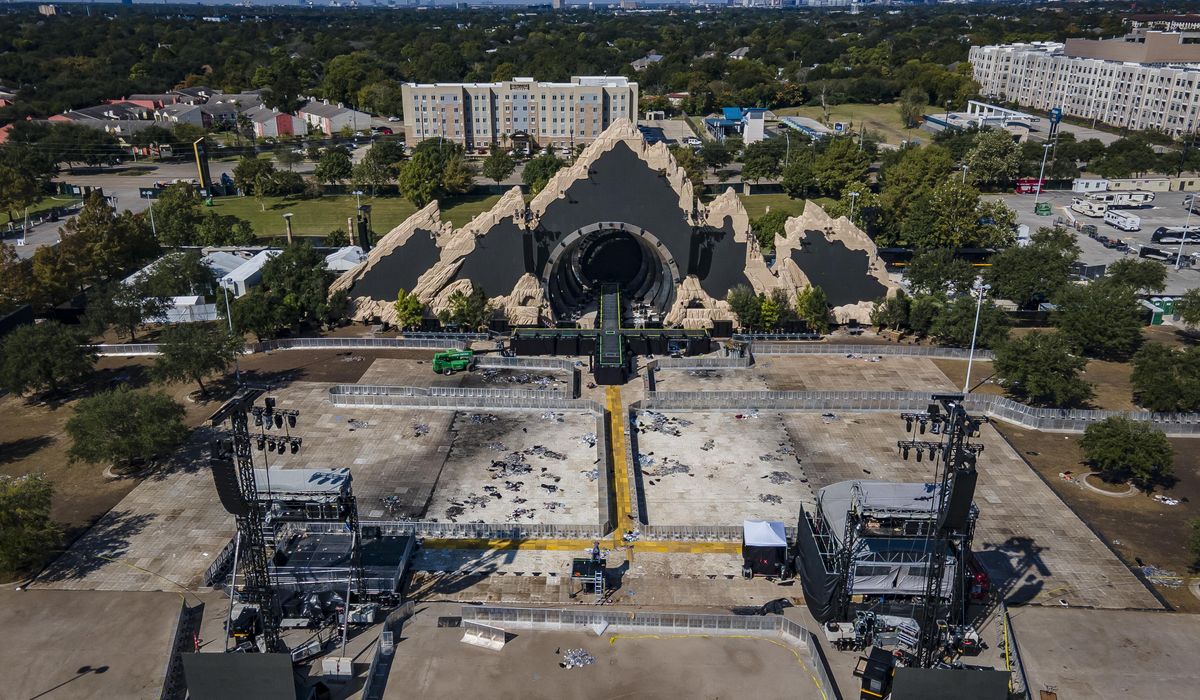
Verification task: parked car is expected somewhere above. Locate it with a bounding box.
[685,136,702,146]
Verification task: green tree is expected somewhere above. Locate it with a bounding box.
[741,139,785,183]
[699,140,733,172]
[351,153,393,196]
[393,288,424,330]
[925,179,983,248]
[444,287,493,330]
[84,280,171,342]
[0,474,61,574]
[795,284,831,334]
[780,150,818,199]
[966,129,1020,184]
[357,81,405,118]
[1105,258,1167,294]
[1188,518,1200,568]
[153,323,244,396]
[813,137,871,198]
[481,146,516,184]
[523,153,566,195]
[1053,280,1144,360]
[1130,343,1200,413]
[274,145,302,172]
[258,243,343,329]
[229,289,287,342]
[897,86,927,128]
[670,145,706,189]
[930,295,1010,348]
[994,331,1093,407]
[315,146,353,186]
[142,250,216,298]
[908,294,944,337]
[1080,417,1173,490]
[1176,288,1200,329]
[823,182,880,231]
[984,226,1079,307]
[871,291,911,332]
[232,156,277,197]
[398,142,472,206]
[152,183,205,248]
[751,209,788,253]
[726,285,762,331]
[905,249,976,296]
[759,292,782,330]
[66,386,188,469]
[0,322,96,396]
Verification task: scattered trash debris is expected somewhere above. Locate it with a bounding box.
[540,483,560,494]
[468,414,498,425]
[758,494,783,505]
[734,410,760,420]
[484,441,507,452]
[540,411,565,422]
[543,501,566,512]
[622,529,641,543]
[560,649,595,669]
[348,419,370,430]
[700,439,715,451]
[764,471,795,485]
[1153,495,1180,506]
[578,433,597,448]
[581,469,599,482]
[643,459,691,477]
[481,370,559,388]
[412,423,430,437]
[820,413,838,423]
[1140,565,1182,587]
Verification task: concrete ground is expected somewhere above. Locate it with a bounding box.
[1009,607,1200,699]
[426,410,599,525]
[387,605,827,700]
[638,117,699,145]
[634,410,815,525]
[653,355,959,393]
[0,589,186,700]
[987,189,1200,295]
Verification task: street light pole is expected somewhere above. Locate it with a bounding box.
[963,282,991,394]
[961,164,969,184]
[1177,202,1195,271]
[148,198,157,239]
[1032,143,1052,212]
[848,191,860,226]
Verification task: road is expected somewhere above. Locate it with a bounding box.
[986,189,1200,295]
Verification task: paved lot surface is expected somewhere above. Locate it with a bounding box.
[988,190,1200,295]
[0,589,186,700]
[638,117,699,145]
[653,355,959,393]
[790,413,1160,610]
[634,410,815,525]
[388,607,827,700]
[1010,607,1200,699]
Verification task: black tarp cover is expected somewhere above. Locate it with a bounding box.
[794,507,844,623]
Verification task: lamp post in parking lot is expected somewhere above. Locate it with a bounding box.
[1177,202,1195,271]
[1032,143,1052,213]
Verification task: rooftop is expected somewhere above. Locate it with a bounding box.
[0,589,185,700]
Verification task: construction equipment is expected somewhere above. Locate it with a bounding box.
[431,349,475,375]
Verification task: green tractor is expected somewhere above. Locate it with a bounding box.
[432,349,476,375]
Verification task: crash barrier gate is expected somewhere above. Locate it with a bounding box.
[90,335,470,357]
[639,390,1200,436]
[459,606,838,700]
[475,356,582,399]
[749,342,996,360]
[361,602,416,700]
[327,384,598,406]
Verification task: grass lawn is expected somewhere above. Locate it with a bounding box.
[773,102,921,146]
[208,193,502,237]
[1,195,83,226]
[734,193,834,221]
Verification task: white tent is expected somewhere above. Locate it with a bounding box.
[743,520,787,548]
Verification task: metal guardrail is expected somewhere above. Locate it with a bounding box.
[476,356,577,372]
[459,606,838,699]
[639,389,1200,435]
[304,520,606,541]
[202,536,238,587]
[649,356,754,370]
[90,336,469,357]
[637,523,798,542]
[734,332,823,341]
[328,384,601,412]
[749,342,996,360]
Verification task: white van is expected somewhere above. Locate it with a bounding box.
[1104,209,1141,232]
[1088,190,1155,208]
[1071,197,1107,217]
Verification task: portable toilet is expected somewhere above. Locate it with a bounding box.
[1139,299,1165,325]
[1159,297,1176,315]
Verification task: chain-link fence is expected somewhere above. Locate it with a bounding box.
[328,384,602,410]
[459,606,837,699]
[640,389,1200,435]
[750,342,995,360]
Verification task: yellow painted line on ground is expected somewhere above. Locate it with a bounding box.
[607,385,633,552]
[422,538,599,552]
[420,389,744,557]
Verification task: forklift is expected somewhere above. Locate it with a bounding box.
[431,349,476,375]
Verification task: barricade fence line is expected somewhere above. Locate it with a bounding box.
[458,606,837,699]
[637,390,1200,435]
[749,342,996,360]
[328,385,600,412]
[647,356,754,370]
[90,336,469,357]
[475,356,578,372]
[305,520,606,540]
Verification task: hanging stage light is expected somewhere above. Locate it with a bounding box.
[928,445,939,461]
[266,437,277,452]
[905,417,913,432]
[287,413,297,428]
[919,419,927,435]
[290,438,301,454]
[930,419,941,435]
[274,413,284,429]
[256,436,265,451]
[915,448,923,462]
[253,409,263,427]
[902,446,911,460]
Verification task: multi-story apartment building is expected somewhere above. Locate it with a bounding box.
[401,76,638,153]
[969,31,1200,135]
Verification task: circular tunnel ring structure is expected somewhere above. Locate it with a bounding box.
[542,221,680,320]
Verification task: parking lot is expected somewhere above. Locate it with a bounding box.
[637,118,700,146]
[988,190,1200,294]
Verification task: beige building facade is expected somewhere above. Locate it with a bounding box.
[969,32,1200,135]
[401,76,638,152]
